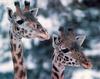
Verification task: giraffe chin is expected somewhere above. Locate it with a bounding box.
[81,62,92,69]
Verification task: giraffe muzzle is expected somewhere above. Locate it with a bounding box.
[37,32,50,40]
[81,61,92,69]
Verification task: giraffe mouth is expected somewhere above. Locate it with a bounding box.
[81,62,92,69]
[37,32,50,40]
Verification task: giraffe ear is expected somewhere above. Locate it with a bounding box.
[7,7,13,22]
[76,34,86,46]
[30,8,39,17]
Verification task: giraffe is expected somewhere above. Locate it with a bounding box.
[7,1,50,79]
[52,27,92,79]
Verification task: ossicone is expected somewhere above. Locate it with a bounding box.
[24,1,30,11]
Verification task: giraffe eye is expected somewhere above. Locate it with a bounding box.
[61,48,69,53]
[17,19,24,24]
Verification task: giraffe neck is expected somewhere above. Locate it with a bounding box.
[52,62,65,79]
[10,31,27,79]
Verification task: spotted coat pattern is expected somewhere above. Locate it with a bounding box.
[8,1,49,79]
[52,27,92,79]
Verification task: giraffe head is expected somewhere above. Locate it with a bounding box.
[7,1,50,40]
[53,27,92,69]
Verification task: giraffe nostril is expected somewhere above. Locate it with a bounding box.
[81,61,92,69]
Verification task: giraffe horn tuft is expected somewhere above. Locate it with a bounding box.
[24,1,30,11]
[14,1,20,7]
[58,26,65,37]
[59,26,64,32]
[68,28,73,31]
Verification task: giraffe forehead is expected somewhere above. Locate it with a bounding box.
[15,16,22,21]
[13,11,36,21]
[60,40,73,48]
[23,12,36,21]
[62,39,80,49]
